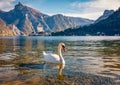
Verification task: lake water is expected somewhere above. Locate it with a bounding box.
[0,36,120,84]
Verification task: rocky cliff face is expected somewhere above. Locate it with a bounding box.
[0,2,93,36]
[8,24,25,36]
[0,19,14,36]
[95,10,114,23]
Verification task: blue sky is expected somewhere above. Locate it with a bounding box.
[0,0,120,20]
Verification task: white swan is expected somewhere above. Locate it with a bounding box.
[43,43,66,64]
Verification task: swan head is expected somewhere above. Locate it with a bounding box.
[59,43,66,52]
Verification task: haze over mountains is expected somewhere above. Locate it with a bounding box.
[52,7,120,36]
[0,2,93,36]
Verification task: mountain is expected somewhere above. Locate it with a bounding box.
[0,2,49,35]
[44,14,93,32]
[52,8,120,36]
[8,24,25,36]
[0,18,14,36]
[95,10,114,23]
[0,2,93,36]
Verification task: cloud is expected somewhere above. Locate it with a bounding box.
[70,0,120,20]
[0,0,15,11]
[61,12,102,20]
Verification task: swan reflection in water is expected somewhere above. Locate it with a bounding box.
[19,63,65,80]
[43,62,65,80]
[58,64,65,80]
[42,42,66,80]
[19,42,66,80]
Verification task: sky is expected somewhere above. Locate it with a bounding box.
[0,0,120,20]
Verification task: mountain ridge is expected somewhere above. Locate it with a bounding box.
[95,10,114,23]
[52,8,120,36]
[0,2,93,36]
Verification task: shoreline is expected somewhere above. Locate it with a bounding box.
[0,70,119,85]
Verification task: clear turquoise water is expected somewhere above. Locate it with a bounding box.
[0,36,120,83]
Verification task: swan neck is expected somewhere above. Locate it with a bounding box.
[58,45,62,57]
[58,44,65,64]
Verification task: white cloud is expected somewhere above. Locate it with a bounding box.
[70,0,120,20]
[47,12,103,20]
[0,0,15,11]
[61,12,102,20]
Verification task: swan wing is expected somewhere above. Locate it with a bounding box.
[43,53,60,63]
[43,51,47,56]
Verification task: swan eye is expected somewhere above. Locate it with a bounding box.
[62,44,66,51]
[62,45,65,48]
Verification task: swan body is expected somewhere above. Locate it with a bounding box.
[43,52,63,63]
[43,43,66,64]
